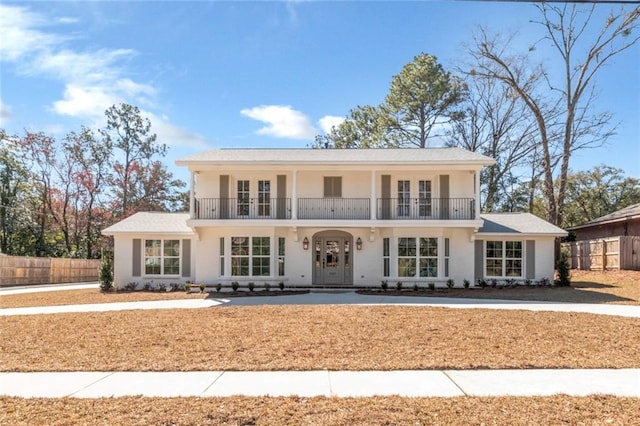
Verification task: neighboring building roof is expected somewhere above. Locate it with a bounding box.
[102,212,194,236]
[176,147,495,166]
[479,213,567,236]
[568,203,640,231]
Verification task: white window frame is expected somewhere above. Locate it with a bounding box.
[144,239,181,277]
[397,237,439,278]
[485,240,524,278]
[230,236,271,277]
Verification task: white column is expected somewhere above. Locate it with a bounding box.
[189,171,195,219]
[370,170,376,220]
[292,170,298,220]
[474,170,481,219]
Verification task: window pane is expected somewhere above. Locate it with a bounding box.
[278,237,285,256]
[145,257,161,275]
[232,257,249,276]
[164,257,180,275]
[486,241,502,258]
[398,238,416,257]
[419,238,438,257]
[145,240,161,256]
[398,258,416,277]
[383,238,389,257]
[486,259,502,277]
[231,237,249,255]
[164,240,180,257]
[506,241,522,259]
[383,258,390,277]
[419,258,438,277]
[252,257,270,276]
[506,259,522,277]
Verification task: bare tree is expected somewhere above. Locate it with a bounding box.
[468,4,639,226]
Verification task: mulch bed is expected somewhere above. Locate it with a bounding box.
[2,395,638,425]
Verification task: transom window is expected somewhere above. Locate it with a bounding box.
[144,239,180,275]
[486,240,523,277]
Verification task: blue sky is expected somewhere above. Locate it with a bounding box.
[1,1,638,183]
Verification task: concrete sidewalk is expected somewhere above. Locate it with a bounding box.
[1,369,638,398]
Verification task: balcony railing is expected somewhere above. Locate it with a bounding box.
[376,198,475,220]
[298,198,370,220]
[195,198,291,219]
[194,197,475,220]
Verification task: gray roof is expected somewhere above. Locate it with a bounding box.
[568,203,640,230]
[102,212,194,235]
[176,148,495,166]
[479,213,567,236]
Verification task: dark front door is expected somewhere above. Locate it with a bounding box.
[313,234,353,285]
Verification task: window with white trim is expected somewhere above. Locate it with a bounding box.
[277,237,285,276]
[237,180,250,216]
[397,237,439,278]
[219,237,225,276]
[231,236,271,277]
[486,240,523,277]
[144,239,180,276]
[383,238,390,277]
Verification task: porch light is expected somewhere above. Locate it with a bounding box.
[303,237,309,250]
[356,237,363,250]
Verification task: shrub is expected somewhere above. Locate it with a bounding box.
[216,283,222,292]
[124,282,137,292]
[446,278,454,289]
[279,281,285,291]
[99,256,113,292]
[157,283,167,292]
[264,282,271,291]
[231,281,239,292]
[248,282,255,292]
[555,250,571,287]
[396,281,403,291]
[463,279,470,289]
[184,283,191,292]
[506,278,516,288]
[428,282,436,291]
[169,283,179,292]
[524,279,533,286]
[476,278,487,288]
[381,280,388,292]
[490,278,498,288]
[143,282,152,292]
[413,283,419,292]
[199,283,205,293]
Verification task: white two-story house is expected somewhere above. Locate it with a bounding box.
[103,148,566,288]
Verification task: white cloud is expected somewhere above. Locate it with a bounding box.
[241,105,317,139]
[318,115,345,134]
[0,100,12,125]
[0,4,204,150]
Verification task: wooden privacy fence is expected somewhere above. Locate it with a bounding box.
[562,236,640,271]
[0,256,101,286]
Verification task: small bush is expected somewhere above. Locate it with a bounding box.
[446,278,454,289]
[248,282,255,292]
[199,283,205,293]
[143,282,152,292]
[413,283,419,292]
[264,282,271,291]
[231,281,239,292]
[490,278,498,288]
[428,282,436,291]
[476,278,487,288]
[396,281,403,291]
[524,279,533,286]
[184,283,191,292]
[381,280,388,292]
[216,283,222,292]
[463,279,470,289]
[124,282,137,292]
[99,256,113,292]
[279,281,285,291]
[506,278,516,288]
[555,250,571,287]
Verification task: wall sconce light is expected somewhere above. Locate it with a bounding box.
[356,237,363,251]
[303,237,309,250]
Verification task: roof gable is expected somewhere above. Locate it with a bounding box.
[102,212,193,235]
[479,213,567,236]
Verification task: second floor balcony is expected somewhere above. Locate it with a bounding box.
[195,197,476,221]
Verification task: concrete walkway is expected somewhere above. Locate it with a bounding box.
[1,289,639,318]
[1,369,638,398]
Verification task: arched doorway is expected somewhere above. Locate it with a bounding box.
[312,230,353,285]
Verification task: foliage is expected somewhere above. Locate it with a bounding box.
[199,283,205,293]
[184,282,191,292]
[446,279,455,289]
[231,281,239,292]
[463,279,470,289]
[264,282,271,291]
[428,282,436,291]
[555,250,571,287]
[98,255,113,292]
[279,281,285,291]
[216,283,222,292]
[313,53,464,149]
[468,4,640,226]
[380,280,388,291]
[248,282,255,292]
[413,283,419,291]
[396,281,403,291]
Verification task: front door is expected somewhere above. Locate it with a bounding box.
[313,233,353,285]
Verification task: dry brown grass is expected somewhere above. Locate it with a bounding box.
[2,305,639,372]
[0,288,208,308]
[2,395,639,425]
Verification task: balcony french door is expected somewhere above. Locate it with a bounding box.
[236,179,271,218]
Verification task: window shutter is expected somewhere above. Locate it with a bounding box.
[220,175,229,219]
[132,239,141,277]
[474,239,483,282]
[182,239,191,278]
[277,175,287,219]
[526,240,535,279]
[324,177,342,197]
[440,175,449,219]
